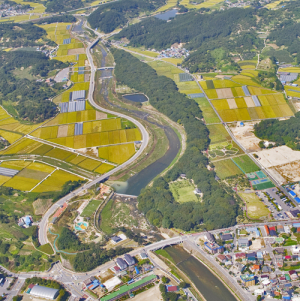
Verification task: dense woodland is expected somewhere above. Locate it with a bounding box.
[0,23,46,48]
[113,49,238,231]
[0,50,68,122]
[88,0,166,33]
[45,0,83,13]
[254,113,300,150]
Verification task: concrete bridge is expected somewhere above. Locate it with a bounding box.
[98,66,115,70]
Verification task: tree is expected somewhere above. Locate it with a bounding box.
[161,276,168,284]
[179,281,188,288]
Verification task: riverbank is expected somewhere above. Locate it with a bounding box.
[157,245,238,301]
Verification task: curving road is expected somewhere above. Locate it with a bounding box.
[38,29,149,246]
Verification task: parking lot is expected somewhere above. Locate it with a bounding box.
[256,188,292,220]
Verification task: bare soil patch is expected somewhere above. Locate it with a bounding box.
[216,88,233,98]
[230,121,261,152]
[57,125,68,137]
[131,285,161,301]
[272,161,300,183]
[227,98,238,109]
[33,198,52,215]
[67,48,85,55]
[244,96,255,107]
[96,111,107,120]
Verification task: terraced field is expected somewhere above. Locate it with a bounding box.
[200,78,293,121]
[0,160,83,192]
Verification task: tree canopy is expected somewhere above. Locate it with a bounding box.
[113,49,238,231]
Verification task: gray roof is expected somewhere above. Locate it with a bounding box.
[0,167,19,177]
[123,254,135,266]
[71,90,85,101]
[238,238,249,245]
[220,234,233,241]
[30,285,59,300]
[116,258,127,270]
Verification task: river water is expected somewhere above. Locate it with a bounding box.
[123,94,148,103]
[155,9,178,20]
[165,246,237,301]
[98,44,180,195]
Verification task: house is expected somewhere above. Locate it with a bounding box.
[116,258,127,270]
[238,238,249,250]
[194,188,201,194]
[250,264,260,273]
[204,232,215,242]
[284,226,291,233]
[180,174,186,178]
[246,226,260,237]
[140,252,147,260]
[111,236,122,244]
[217,255,227,263]
[240,274,255,287]
[285,255,292,260]
[123,254,135,266]
[254,289,265,296]
[288,270,298,280]
[247,252,256,261]
[204,242,223,254]
[167,286,178,292]
[234,253,246,260]
[277,225,284,233]
[257,251,263,260]
[275,248,285,254]
[220,234,233,241]
[226,255,232,261]
[262,266,272,274]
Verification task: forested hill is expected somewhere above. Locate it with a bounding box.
[114,8,262,72]
[254,113,300,151]
[45,0,83,13]
[88,0,166,33]
[113,48,238,231]
[0,23,46,48]
[0,51,67,122]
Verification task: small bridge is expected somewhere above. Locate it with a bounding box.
[98,66,114,70]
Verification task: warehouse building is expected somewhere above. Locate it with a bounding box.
[30,285,59,300]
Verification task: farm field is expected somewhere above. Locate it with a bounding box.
[81,200,102,217]
[207,124,230,143]
[169,179,199,203]
[125,46,158,58]
[32,169,83,192]
[214,159,244,179]
[239,192,270,220]
[194,98,220,124]
[232,155,259,173]
[98,143,136,164]
[278,67,300,73]
[0,160,83,192]
[156,0,177,11]
[180,0,223,9]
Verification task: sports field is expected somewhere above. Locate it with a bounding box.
[239,192,270,219]
[169,179,199,203]
[232,155,260,173]
[81,199,102,217]
[214,159,244,179]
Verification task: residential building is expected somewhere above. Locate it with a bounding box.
[220,234,233,241]
[238,238,249,250]
[167,286,178,292]
[111,236,121,244]
[116,258,127,270]
[234,253,246,260]
[275,248,285,254]
[217,255,227,263]
[250,264,260,273]
[204,242,223,254]
[262,266,272,274]
[204,232,215,242]
[277,225,284,233]
[240,274,255,287]
[139,252,147,260]
[123,254,135,266]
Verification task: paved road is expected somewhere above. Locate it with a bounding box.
[38,30,149,246]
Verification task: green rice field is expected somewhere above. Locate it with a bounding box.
[232,155,259,173]
[214,159,244,179]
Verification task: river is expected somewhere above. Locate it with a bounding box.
[98,44,180,195]
[164,246,237,301]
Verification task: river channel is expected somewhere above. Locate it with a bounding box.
[164,246,237,301]
[98,44,180,196]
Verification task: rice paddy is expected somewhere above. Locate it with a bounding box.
[214,159,244,179]
[98,143,136,164]
[180,0,223,9]
[0,160,83,192]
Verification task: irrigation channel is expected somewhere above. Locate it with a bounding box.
[164,246,237,301]
[98,45,180,196]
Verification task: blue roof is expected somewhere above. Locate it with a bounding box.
[293,223,300,227]
[289,191,296,197]
[295,197,300,203]
[135,267,140,274]
[24,216,31,225]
